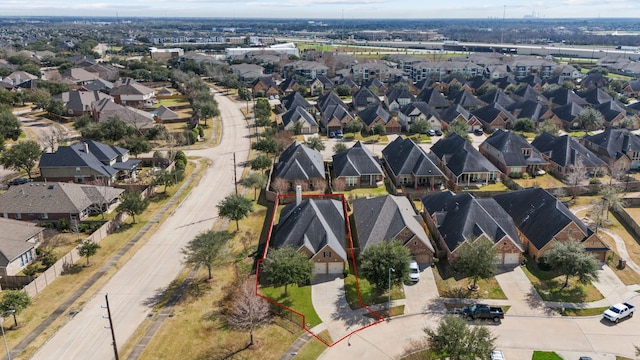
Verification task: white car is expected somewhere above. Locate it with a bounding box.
[408,260,420,282]
[491,350,505,360]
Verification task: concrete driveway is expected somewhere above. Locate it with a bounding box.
[311,274,377,343]
[403,265,442,315]
[494,266,558,317]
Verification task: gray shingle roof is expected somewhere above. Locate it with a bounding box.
[357,105,391,126]
[333,141,384,178]
[382,137,444,178]
[0,218,42,264]
[583,126,640,161]
[281,106,318,129]
[274,141,325,180]
[531,133,607,168]
[481,129,548,167]
[0,182,104,215]
[39,140,133,178]
[430,134,499,177]
[416,87,450,108]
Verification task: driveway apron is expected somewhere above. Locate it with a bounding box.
[494,266,558,317]
[403,266,443,315]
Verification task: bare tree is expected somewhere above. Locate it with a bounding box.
[332,177,347,192]
[566,158,588,199]
[225,277,271,346]
[271,177,289,194]
[312,178,326,193]
[609,163,626,185]
[44,127,65,152]
[293,179,310,192]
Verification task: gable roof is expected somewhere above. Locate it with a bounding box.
[550,102,584,123]
[0,218,43,265]
[421,191,522,253]
[385,87,415,104]
[333,141,383,178]
[91,98,155,129]
[316,91,346,113]
[472,102,517,125]
[506,100,545,122]
[110,78,154,96]
[357,105,391,126]
[353,195,433,252]
[400,101,442,121]
[511,85,549,105]
[154,105,180,121]
[81,78,114,92]
[351,86,381,109]
[430,134,500,176]
[320,104,353,127]
[593,101,628,123]
[273,198,346,260]
[478,89,515,107]
[59,90,113,112]
[416,87,450,108]
[440,104,473,124]
[583,126,640,160]
[493,188,591,250]
[274,141,325,180]
[39,140,136,177]
[382,137,444,178]
[544,87,589,107]
[252,76,278,90]
[531,132,607,168]
[280,91,312,111]
[481,129,548,167]
[281,106,318,129]
[449,89,485,108]
[578,88,614,105]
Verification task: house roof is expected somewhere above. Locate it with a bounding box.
[39,140,135,177]
[279,78,299,92]
[472,102,517,125]
[154,105,180,120]
[506,100,545,122]
[357,105,391,126]
[449,89,485,108]
[493,188,591,250]
[273,198,347,261]
[351,86,380,109]
[320,104,353,127]
[252,76,278,90]
[81,78,114,92]
[481,129,548,167]
[400,101,442,122]
[440,104,473,124]
[385,87,415,105]
[421,191,522,253]
[60,90,113,112]
[63,67,99,83]
[550,102,584,123]
[544,88,589,107]
[382,137,444,178]
[274,141,325,180]
[593,101,628,123]
[478,89,515,107]
[333,141,384,178]
[430,133,500,177]
[0,182,122,215]
[583,126,640,160]
[316,91,346,113]
[511,85,549,105]
[353,195,433,252]
[280,91,312,111]
[416,88,450,108]
[531,132,607,168]
[91,98,156,129]
[281,106,318,129]
[110,78,154,96]
[0,218,43,264]
[578,88,614,105]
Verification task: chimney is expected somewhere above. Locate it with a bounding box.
[295,185,302,205]
[83,142,89,153]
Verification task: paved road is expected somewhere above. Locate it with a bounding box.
[31,89,250,359]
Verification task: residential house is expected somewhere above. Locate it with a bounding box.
[332,141,384,188]
[278,78,300,95]
[319,104,354,134]
[398,101,443,132]
[582,127,640,171]
[594,101,639,129]
[353,195,434,264]
[416,87,451,110]
[39,140,141,184]
[365,78,388,96]
[531,132,608,176]
[0,218,44,277]
[316,91,346,114]
[91,98,156,132]
[479,129,548,177]
[337,78,359,95]
[251,76,279,98]
[109,78,156,107]
[357,105,400,134]
[306,77,324,96]
[430,133,501,188]
[62,68,99,86]
[0,182,124,225]
[421,191,523,265]
[58,90,113,117]
[580,72,609,89]
[3,71,37,87]
[440,104,483,132]
[478,89,515,108]
[555,65,581,83]
[544,87,589,108]
[382,137,447,190]
[280,106,319,134]
[271,197,347,275]
[153,105,181,122]
[506,100,545,123]
[493,188,609,261]
[80,78,114,93]
[385,87,415,113]
[351,86,381,113]
[622,79,640,97]
[578,88,614,105]
[273,141,325,191]
[314,75,334,94]
[278,91,314,114]
[449,89,485,110]
[472,102,517,131]
[230,63,264,82]
[510,85,549,105]
[540,102,584,130]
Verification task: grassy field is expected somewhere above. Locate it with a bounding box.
[344,267,405,309]
[294,330,331,359]
[522,260,603,302]
[514,174,566,189]
[432,262,507,300]
[260,284,322,328]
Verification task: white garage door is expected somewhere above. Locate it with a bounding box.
[503,253,520,265]
[327,262,344,274]
[314,262,327,275]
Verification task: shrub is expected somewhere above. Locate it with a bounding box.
[589,178,601,185]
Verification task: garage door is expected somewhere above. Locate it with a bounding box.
[314,262,327,275]
[327,262,344,274]
[503,253,520,265]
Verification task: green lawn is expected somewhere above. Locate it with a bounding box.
[432,262,507,300]
[558,306,609,316]
[522,259,603,303]
[260,284,322,327]
[344,268,405,309]
[340,185,389,199]
[150,97,189,108]
[532,351,563,360]
[295,331,331,359]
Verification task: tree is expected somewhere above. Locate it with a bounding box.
[252,137,278,154]
[0,140,41,179]
[182,230,232,280]
[542,240,599,289]
[539,119,560,136]
[303,136,325,151]
[0,290,31,327]
[410,119,430,134]
[152,169,176,193]
[271,177,289,194]
[344,120,363,134]
[29,88,52,111]
[121,135,152,157]
[225,277,271,346]
[335,85,351,96]
[46,98,65,116]
[424,315,495,360]
[241,172,268,200]
[454,238,497,289]
[513,118,535,132]
[333,143,347,153]
[116,191,150,224]
[78,240,100,265]
[0,106,22,141]
[359,240,411,289]
[261,247,313,295]
[566,158,588,199]
[217,193,254,231]
[445,119,469,139]
[372,123,386,136]
[600,184,625,220]
[250,154,272,173]
[578,108,604,132]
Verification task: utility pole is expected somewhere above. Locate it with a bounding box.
[233,152,238,195]
[103,293,119,360]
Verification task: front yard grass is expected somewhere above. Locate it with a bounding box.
[260,284,322,327]
[514,174,566,189]
[532,350,563,360]
[344,266,405,309]
[557,306,609,316]
[522,259,603,303]
[432,262,507,300]
[295,330,331,359]
[339,184,389,199]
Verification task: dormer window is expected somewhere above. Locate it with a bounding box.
[522,148,532,157]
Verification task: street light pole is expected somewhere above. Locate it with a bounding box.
[1,310,15,360]
[388,267,395,311]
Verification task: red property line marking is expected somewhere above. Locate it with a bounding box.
[255,193,385,347]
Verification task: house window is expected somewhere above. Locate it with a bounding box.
[41,213,48,219]
[15,213,21,220]
[324,251,332,258]
[346,177,358,187]
[522,148,532,156]
[76,167,81,174]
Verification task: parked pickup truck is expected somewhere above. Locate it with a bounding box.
[460,304,504,323]
[603,302,635,323]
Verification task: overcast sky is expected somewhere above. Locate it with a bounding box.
[1,0,639,19]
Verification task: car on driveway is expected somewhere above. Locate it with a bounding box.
[336,130,343,139]
[435,129,442,136]
[474,128,484,136]
[426,129,436,136]
[329,131,336,138]
[408,260,420,282]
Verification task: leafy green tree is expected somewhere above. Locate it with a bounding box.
[250,154,272,173]
[303,136,325,151]
[182,230,233,280]
[359,240,411,289]
[513,118,535,132]
[0,140,41,179]
[217,193,254,231]
[78,240,101,265]
[454,238,497,289]
[254,98,272,122]
[121,135,152,157]
[252,137,278,154]
[372,124,386,136]
[333,143,347,153]
[193,98,219,127]
[578,108,604,132]
[116,191,150,224]
[539,119,560,136]
[344,120,363,134]
[542,240,599,289]
[0,88,13,105]
[29,89,52,110]
[46,98,66,116]
[261,247,313,295]
[0,106,22,141]
[410,119,430,134]
[445,119,469,140]
[18,62,41,77]
[424,315,495,360]
[600,184,626,220]
[0,290,31,327]
[241,172,268,200]
[335,85,351,96]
